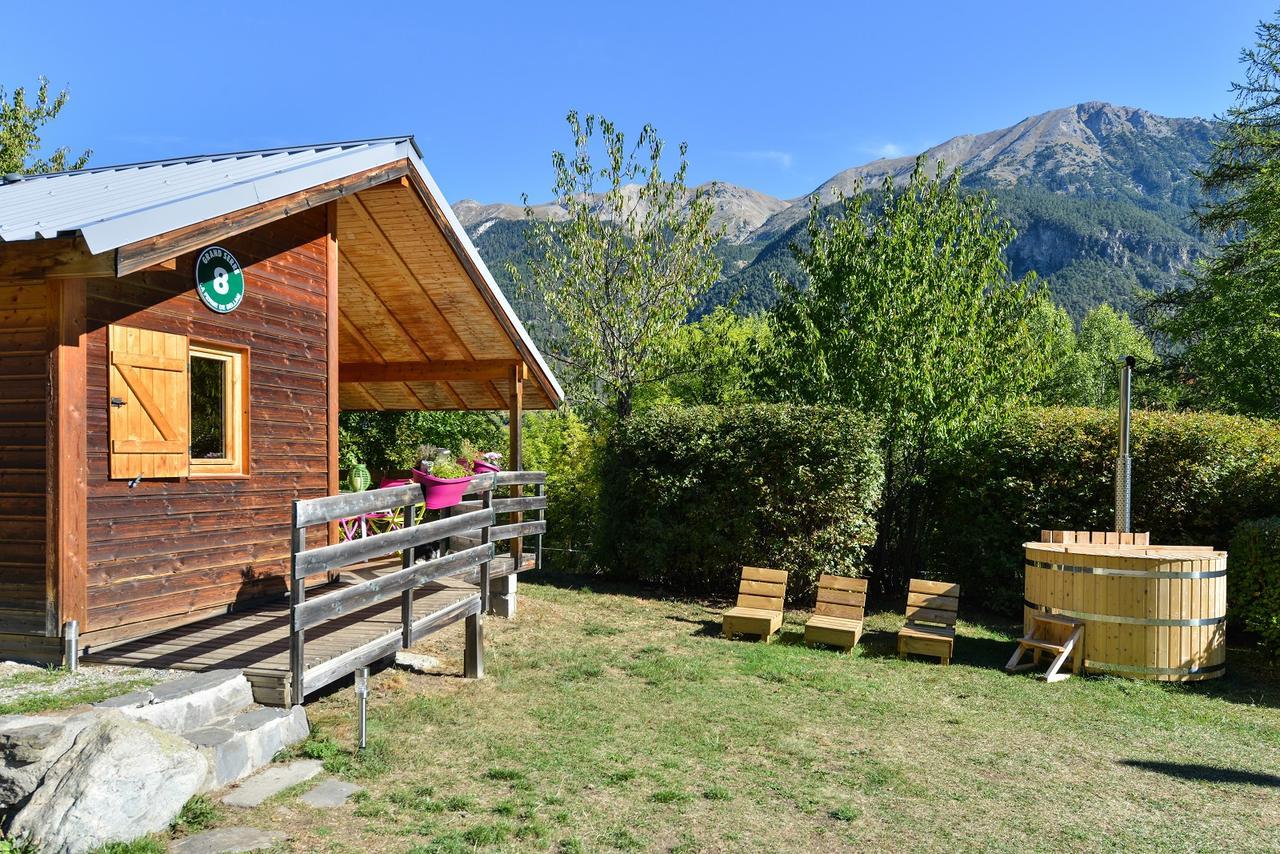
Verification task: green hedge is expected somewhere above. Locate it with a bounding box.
[596,405,883,602]
[1229,519,1280,656]
[926,407,1280,614]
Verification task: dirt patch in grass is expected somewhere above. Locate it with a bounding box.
[216,578,1280,852]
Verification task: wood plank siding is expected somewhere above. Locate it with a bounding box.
[0,280,51,635]
[82,208,335,643]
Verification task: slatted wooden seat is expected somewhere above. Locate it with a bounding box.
[803,574,868,652]
[722,567,788,642]
[897,579,960,665]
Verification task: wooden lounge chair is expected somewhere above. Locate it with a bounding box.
[722,566,788,642]
[803,574,868,651]
[897,579,960,665]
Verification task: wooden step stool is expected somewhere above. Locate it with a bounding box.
[1006,612,1084,682]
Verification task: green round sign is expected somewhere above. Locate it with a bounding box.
[194,246,245,314]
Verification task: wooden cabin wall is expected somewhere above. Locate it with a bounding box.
[83,208,335,644]
[0,280,51,638]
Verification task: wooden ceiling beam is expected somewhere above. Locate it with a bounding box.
[0,237,116,280]
[339,359,521,384]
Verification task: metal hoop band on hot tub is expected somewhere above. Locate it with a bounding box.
[1025,559,1227,580]
[1083,660,1226,678]
[1023,600,1226,628]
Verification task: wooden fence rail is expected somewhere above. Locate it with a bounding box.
[287,471,548,705]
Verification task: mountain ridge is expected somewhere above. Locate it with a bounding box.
[457,102,1219,321]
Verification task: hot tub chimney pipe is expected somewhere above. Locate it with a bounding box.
[1115,355,1136,533]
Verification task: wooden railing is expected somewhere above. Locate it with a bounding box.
[454,470,548,589]
[287,471,547,705]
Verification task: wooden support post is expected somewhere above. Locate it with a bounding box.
[508,363,525,565]
[464,612,483,679]
[325,203,341,550]
[289,507,306,706]
[534,480,544,572]
[400,500,418,648]
[480,489,492,614]
[47,277,88,640]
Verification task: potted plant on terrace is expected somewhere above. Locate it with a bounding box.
[459,438,502,474]
[411,445,474,509]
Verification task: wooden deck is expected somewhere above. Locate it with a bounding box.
[85,576,480,706]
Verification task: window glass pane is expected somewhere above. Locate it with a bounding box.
[190,355,226,460]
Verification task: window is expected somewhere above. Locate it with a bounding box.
[106,324,249,480]
[188,343,249,477]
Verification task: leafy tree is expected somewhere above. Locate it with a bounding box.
[514,112,724,419]
[1151,14,1280,416]
[0,77,90,175]
[760,159,1050,588]
[1036,304,1171,409]
[634,307,771,408]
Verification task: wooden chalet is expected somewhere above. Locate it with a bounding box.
[0,138,562,703]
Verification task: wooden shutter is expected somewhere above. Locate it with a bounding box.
[108,325,189,479]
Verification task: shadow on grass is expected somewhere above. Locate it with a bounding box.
[665,615,723,638]
[855,630,1017,670]
[1120,759,1280,788]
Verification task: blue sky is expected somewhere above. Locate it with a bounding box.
[4,1,1271,203]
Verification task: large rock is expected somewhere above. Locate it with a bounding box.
[186,705,309,789]
[8,711,208,854]
[0,711,96,808]
[97,669,253,734]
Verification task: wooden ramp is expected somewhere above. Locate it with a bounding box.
[85,577,479,706]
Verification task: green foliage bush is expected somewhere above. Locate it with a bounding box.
[522,410,602,571]
[596,405,883,601]
[926,406,1280,613]
[1229,519,1280,656]
[339,411,504,477]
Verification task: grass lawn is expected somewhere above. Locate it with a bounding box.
[219,575,1280,853]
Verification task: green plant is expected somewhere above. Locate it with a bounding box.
[1150,12,1280,417]
[429,459,467,480]
[1229,518,1280,655]
[1,76,91,174]
[170,795,221,834]
[760,158,1052,590]
[598,404,882,601]
[513,111,725,419]
[90,839,164,854]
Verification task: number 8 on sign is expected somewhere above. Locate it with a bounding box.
[195,246,245,313]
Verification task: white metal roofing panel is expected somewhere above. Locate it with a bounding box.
[0,138,410,252]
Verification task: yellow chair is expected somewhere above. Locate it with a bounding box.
[803,574,868,651]
[722,567,788,642]
[897,578,960,665]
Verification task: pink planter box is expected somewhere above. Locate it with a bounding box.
[411,467,474,509]
[468,459,501,474]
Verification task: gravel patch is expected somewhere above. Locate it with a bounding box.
[0,661,182,711]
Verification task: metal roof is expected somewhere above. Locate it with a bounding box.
[0,136,563,404]
[0,137,414,251]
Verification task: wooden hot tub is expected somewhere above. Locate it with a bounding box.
[1023,531,1226,681]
